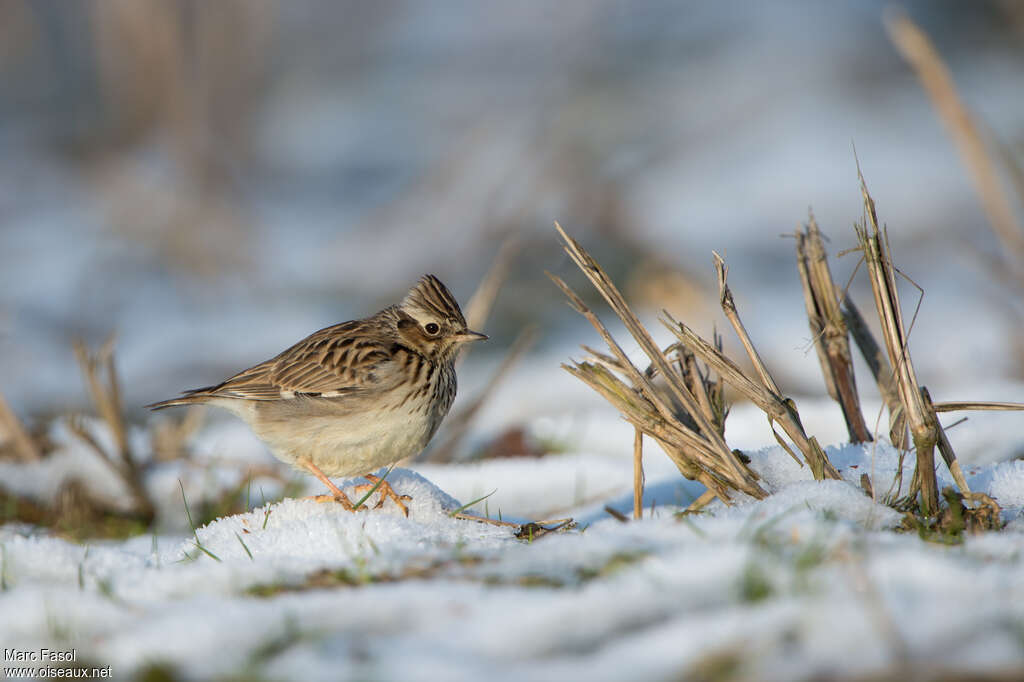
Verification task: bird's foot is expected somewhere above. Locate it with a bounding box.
[298,458,358,511]
[353,474,412,516]
[306,492,356,511]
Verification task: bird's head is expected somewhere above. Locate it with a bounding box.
[395,274,487,361]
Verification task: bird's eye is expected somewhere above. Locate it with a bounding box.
[425,322,440,335]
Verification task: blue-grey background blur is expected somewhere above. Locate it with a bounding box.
[2,1,1022,421]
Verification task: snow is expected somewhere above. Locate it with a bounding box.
[1,400,1023,680]
[989,460,1024,508]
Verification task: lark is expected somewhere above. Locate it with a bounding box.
[148,275,486,515]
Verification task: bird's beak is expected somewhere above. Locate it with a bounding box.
[456,330,489,343]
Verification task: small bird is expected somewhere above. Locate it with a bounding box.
[148,275,487,515]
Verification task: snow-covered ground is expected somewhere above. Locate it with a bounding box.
[1,3,1023,679]
[1,387,1023,681]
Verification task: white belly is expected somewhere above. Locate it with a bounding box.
[247,401,436,478]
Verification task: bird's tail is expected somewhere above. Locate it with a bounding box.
[145,387,216,411]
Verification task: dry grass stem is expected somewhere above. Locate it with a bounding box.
[661,313,835,477]
[454,512,575,539]
[552,224,774,503]
[554,223,760,491]
[684,489,719,514]
[711,255,772,391]
[931,401,1024,413]
[553,299,760,499]
[72,338,155,522]
[0,391,40,462]
[560,339,750,503]
[605,505,630,523]
[886,10,1024,283]
[795,214,872,443]
[919,387,971,496]
[854,171,950,514]
[705,253,841,480]
[587,340,728,439]
[74,338,130,463]
[680,342,727,437]
[859,473,874,499]
[842,298,907,447]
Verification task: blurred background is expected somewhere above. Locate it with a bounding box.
[1,0,1022,430]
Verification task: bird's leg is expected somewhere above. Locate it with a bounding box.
[298,459,356,511]
[352,473,412,516]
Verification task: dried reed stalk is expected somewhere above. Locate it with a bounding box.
[847,174,1022,510]
[553,223,779,504]
[555,285,761,504]
[854,173,950,514]
[700,253,841,480]
[919,387,971,496]
[586,338,728,438]
[841,298,907,448]
[886,11,1024,284]
[0,391,40,462]
[931,401,1024,413]
[72,338,155,522]
[559,225,759,483]
[678,340,728,437]
[795,215,872,443]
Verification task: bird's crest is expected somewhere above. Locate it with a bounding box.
[400,274,467,326]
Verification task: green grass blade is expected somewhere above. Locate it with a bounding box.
[193,542,222,563]
[449,489,498,517]
[179,479,221,562]
[179,479,198,537]
[235,532,254,561]
[352,465,396,511]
